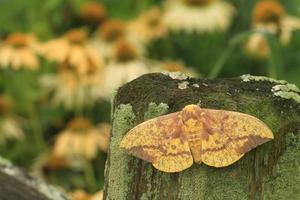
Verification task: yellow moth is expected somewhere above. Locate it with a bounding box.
[120,104,274,173]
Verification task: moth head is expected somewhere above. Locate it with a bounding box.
[182,104,203,121]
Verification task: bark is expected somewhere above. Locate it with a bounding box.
[104,73,300,200]
[0,157,69,200]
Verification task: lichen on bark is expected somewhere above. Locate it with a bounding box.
[144,102,169,120]
[104,104,136,200]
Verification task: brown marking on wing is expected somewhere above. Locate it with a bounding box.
[199,109,274,167]
[201,135,272,154]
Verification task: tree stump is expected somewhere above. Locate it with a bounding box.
[104,73,300,200]
[0,157,69,200]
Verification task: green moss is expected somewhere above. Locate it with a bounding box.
[263,132,300,199]
[238,95,279,130]
[144,102,169,120]
[201,93,237,110]
[178,165,208,200]
[240,74,287,84]
[140,167,155,200]
[106,104,136,200]
[206,167,248,200]
[178,164,248,200]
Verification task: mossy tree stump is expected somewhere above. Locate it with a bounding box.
[104,73,300,200]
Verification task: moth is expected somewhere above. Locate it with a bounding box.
[120,104,274,173]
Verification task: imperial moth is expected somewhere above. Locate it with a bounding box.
[120,104,274,173]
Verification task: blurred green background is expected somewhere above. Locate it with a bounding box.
[0,0,299,199]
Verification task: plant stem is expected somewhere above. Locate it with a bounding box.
[27,102,45,150]
[208,46,235,79]
[208,30,254,79]
[84,159,97,192]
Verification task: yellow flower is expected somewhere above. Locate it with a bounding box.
[163,0,235,33]
[127,7,167,43]
[0,117,24,144]
[40,65,103,110]
[79,1,106,24]
[40,29,103,75]
[96,123,111,152]
[245,33,270,59]
[53,118,110,160]
[152,60,199,77]
[280,16,300,44]
[71,189,103,200]
[0,33,40,70]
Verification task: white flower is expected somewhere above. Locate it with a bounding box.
[163,0,235,33]
[0,33,40,70]
[245,32,270,59]
[40,68,103,110]
[98,60,150,99]
[53,118,109,160]
[245,0,300,58]
[40,29,103,75]
[280,16,300,45]
[127,7,167,43]
[0,117,24,144]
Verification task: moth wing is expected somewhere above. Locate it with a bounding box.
[120,112,193,173]
[199,109,273,167]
